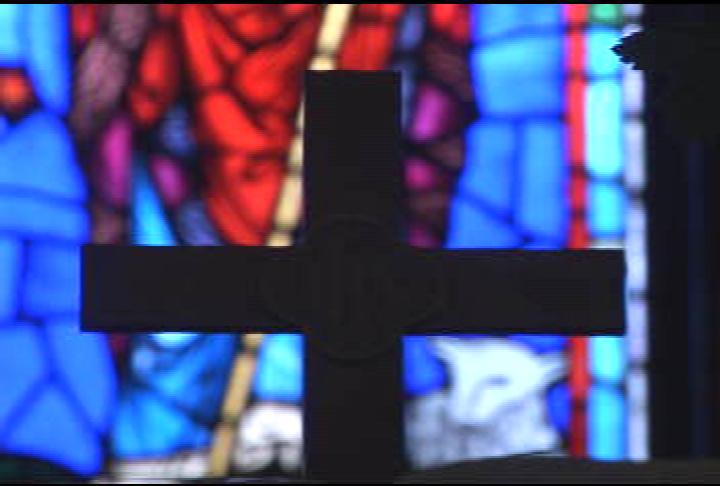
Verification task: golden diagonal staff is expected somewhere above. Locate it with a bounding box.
[206,5,356,478]
[266,4,356,247]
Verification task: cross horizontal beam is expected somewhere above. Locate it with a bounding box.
[82,245,623,335]
[411,248,624,335]
[81,245,299,333]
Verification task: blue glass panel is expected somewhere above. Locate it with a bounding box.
[547,382,570,434]
[150,332,199,348]
[513,335,567,353]
[0,4,23,65]
[26,4,71,114]
[404,336,447,396]
[114,334,235,457]
[159,106,197,159]
[6,386,102,476]
[133,163,176,246]
[0,323,44,426]
[113,389,210,457]
[523,239,564,249]
[587,26,622,79]
[130,335,235,423]
[0,193,88,241]
[588,384,626,460]
[0,115,8,136]
[472,35,563,116]
[0,111,85,201]
[253,334,303,402]
[589,181,625,239]
[0,237,21,322]
[46,318,116,430]
[590,336,626,384]
[473,5,562,41]
[396,4,424,50]
[446,195,522,249]
[22,242,80,317]
[460,120,515,213]
[586,80,623,179]
[518,121,567,242]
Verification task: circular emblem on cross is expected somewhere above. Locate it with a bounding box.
[261,216,443,361]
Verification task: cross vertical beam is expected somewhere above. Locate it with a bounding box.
[302,71,405,480]
[304,71,404,238]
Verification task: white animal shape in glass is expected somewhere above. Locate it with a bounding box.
[407,337,567,467]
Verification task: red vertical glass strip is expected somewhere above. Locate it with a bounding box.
[564,3,590,458]
[566,3,589,249]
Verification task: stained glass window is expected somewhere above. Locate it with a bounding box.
[404,4,647,467]
[0,4,115,478]
[0,4,647,481]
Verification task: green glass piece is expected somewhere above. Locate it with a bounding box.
[590,4,622,25]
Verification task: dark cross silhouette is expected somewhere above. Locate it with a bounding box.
[81,71,624,481]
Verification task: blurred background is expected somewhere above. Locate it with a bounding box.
[0,4,646,481]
